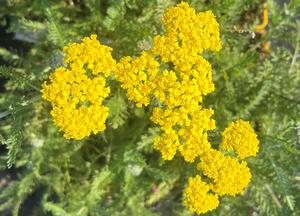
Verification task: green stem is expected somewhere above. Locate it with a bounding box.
[0,95,41,119]
[288,22,300,74]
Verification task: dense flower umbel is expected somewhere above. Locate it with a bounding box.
[197,149,252,196]
[221,120,260,159]
[41,35,116,139]
[152,2,222,63]
[151,107,215,161]
[41,2,260,215]
[150,2,221,162]
[183,175,219,214]
[115,51,159,107]
[115,2,221,163]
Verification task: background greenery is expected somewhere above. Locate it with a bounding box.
[0,0,299,215]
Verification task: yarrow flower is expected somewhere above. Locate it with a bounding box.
[115,2,258,214]
[115,2,221,163]
[41,3,260,215]
[152,2,222,63]
[41,35,116,139]
[151,107,215,162]
[221,120,260,159]
[115,51,159,107]
[197,149,252,196]
[183,175,219,214]
[184,148,252,213]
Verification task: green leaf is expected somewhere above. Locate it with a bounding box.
[106,91,128,129]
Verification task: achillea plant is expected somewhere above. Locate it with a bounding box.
[40,2,260,214]
[1,0,299,216]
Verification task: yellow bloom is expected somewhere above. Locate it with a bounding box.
[151,107,215,162]
[115,2,221,162]
[198,149,252,196]
[115,51,159,107]
[41,35,116,139]
[183,175,219,214]
[221,120,260,159]
[63,34,115,77]
[177,108,216,162]
[153,56,214,108]
[152,109,213,162]
[152,2,222,62]
[153,128,179,160]
[39,2,260,215]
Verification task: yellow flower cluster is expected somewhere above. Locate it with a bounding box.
[184,122,257,214]
[151,107,215,162]
[152,2,221,64]
[113,4,258,213]
[183,175,219,214]
[221,120,260,159]
[141,3,257,214]
[41,3,260,215]
[197,149,252,196]
[115,51,159,107]
[150,3,221,162]
[41,35,116,139]
[115,2,221,163]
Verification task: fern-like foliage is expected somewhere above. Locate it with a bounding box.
[0,0,299,215]
[106,91,128,129]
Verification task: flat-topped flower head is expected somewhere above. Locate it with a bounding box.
[198,149,252,196]
[63,34,116,77]
[152,2,222,63]
[115,51,159,107]
[221,119,260,159]
[183,175,219,214]
[41,35,116,139]
[115,2,221,163]
[153,128,180,160]
[151,107,215,162]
